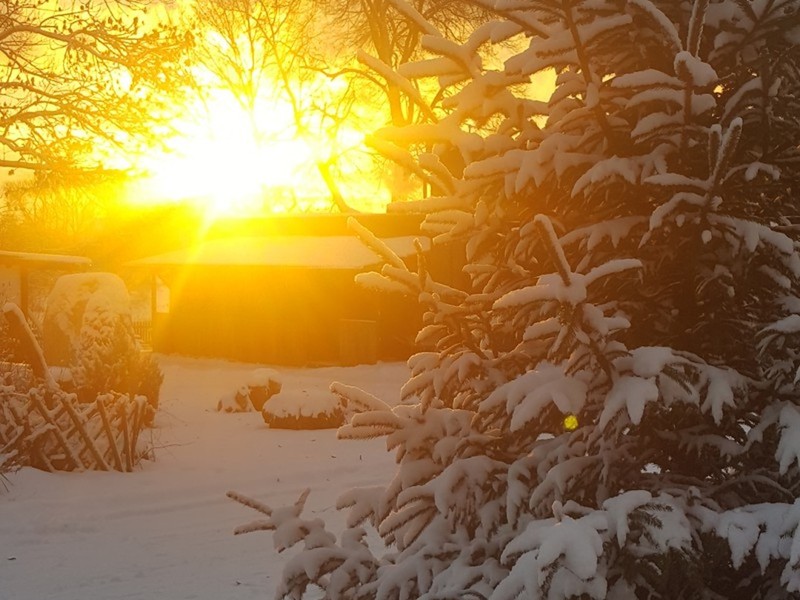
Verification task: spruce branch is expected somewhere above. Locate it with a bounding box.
[534,215,573,287]
[686,0,710,57]
[226,490,273,516]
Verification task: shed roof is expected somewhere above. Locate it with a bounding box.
[0,250,92,269]
[127,235,431,270]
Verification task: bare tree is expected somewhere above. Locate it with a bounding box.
[0,0,189,175]
[190,0,271,121]
[322,0,488,127]
[0,169,132,250]
[311,0,490,201]
[187,0,488,209]
[188,0,364,213]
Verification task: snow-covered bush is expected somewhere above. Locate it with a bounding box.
[262,389,344,430]
[42,273,162,416]
[249,369,283,411]
[217,368,344,429]
[217,368,282,413]
[44,273,137,393]
[231,0,800,597]
[2,299,153,472]
[218,385,253,413]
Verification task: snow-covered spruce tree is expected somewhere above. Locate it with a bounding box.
[229,0,800,597]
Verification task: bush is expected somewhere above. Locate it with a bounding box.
[42,273,163,416]
[217,368,282,413]
[261,392,344,430]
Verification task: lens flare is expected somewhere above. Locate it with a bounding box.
[563,414,579,431]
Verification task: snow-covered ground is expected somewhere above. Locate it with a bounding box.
[0,355,407,600]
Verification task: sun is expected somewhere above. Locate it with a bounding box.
[120,50,393,217]
[129,89,329,218]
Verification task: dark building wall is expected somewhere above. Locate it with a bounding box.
[151,265,421,366]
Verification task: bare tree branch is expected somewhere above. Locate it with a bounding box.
[0,0,190,175]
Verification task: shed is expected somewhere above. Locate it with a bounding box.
[128,216,463,366]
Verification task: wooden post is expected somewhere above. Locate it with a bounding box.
[2,303,59,391]
[128,396,144,464]
[119,401,132,472]
[19,268,29,317]
[96,398,124,471]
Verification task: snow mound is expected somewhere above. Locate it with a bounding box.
[248,368,282,389]
[262,388,344,430]
[217,385,253,413]
[217,368,282,413]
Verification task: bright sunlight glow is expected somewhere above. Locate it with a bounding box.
[131,88,340,218]
[115,6,401,220]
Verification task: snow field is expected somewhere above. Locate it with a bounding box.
[0,355,408,600]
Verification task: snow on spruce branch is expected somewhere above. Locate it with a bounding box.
[229,0,800,597]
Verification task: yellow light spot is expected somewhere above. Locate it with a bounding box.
[563,414,579,431]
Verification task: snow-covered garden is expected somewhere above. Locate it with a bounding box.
[0,356,408,600]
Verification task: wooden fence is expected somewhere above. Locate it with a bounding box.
[0,387,148,472]
[132,320,153,349]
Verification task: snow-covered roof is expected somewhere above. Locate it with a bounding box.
[128,235,431,270]
[0,250,91,268]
